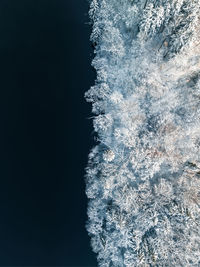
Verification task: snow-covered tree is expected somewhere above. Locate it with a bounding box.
[85,0,200,266]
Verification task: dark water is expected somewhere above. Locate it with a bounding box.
[0,0,96,266]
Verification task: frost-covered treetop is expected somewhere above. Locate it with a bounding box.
[85,0,200,266]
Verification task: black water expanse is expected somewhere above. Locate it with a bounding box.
[0,0,97,266]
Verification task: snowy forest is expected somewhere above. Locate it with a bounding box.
[85,0,200,266]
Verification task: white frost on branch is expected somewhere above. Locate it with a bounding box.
[85,0,200,266]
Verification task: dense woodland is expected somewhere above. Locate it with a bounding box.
[85,0,200,266]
